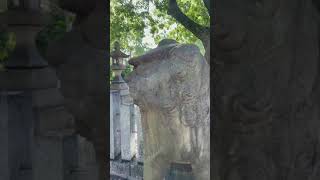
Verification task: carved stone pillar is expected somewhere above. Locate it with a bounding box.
[134,104,143,163]
[119,89,137,161]
[0,91,34,180]
[110,90,121,160]
[213,0,320,179]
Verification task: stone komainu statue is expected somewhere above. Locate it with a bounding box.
[127,40,210,180]
[213,0,320,179]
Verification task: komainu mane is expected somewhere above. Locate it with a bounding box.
[127,40,210,179]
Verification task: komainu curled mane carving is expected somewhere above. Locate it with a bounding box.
[127,40,210,180]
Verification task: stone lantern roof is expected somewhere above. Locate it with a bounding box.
[110,41,129,68]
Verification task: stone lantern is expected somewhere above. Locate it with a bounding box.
[0,0,49,68]
[110,41,130,90]
[0,1,76,180]
[110,41,137,161]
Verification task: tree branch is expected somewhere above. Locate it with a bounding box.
[167,0,209,41]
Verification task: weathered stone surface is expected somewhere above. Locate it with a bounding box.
[33,136,64,180]
[0,10,50,29]
[127,40,210,179]
[213,0,320,179]
[110,90,121,160]
[0,68,58,90]
[110,66,137,161]
[0,2,100,180]
[32,88,64,108]
[35,106,74,134]
[63,135,99,180]
[110,159,143,180]
[119,93,137,161]
[134,105,143,163]
[0,92,34,180]
[8,93,34,180]
[110,92,115,159]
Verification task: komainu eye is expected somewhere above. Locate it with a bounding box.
[175,71,186,81]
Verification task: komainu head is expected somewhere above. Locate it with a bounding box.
[127,39,209,125]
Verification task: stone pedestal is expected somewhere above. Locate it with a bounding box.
[63,135,99,180]
[0,91,34,180]
[33,136,64,180]
[134,105,143,163]
[119,89,137,161]
[110,91,121,159]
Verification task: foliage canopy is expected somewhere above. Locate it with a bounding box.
[110,0,209,56]
[110,0,210,80]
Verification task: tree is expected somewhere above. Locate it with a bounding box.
[110,0,210,83]
[110,0,210,61]
[110,0,149,56]
[154,0,210,62]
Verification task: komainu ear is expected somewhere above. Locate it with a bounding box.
[158,39,178,47]
[170,44,203,65]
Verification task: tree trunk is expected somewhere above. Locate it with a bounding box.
[167,0,210,64]
[213,0,320,179]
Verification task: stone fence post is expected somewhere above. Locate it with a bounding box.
[134,105,143,163]
[110,41,142,161]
